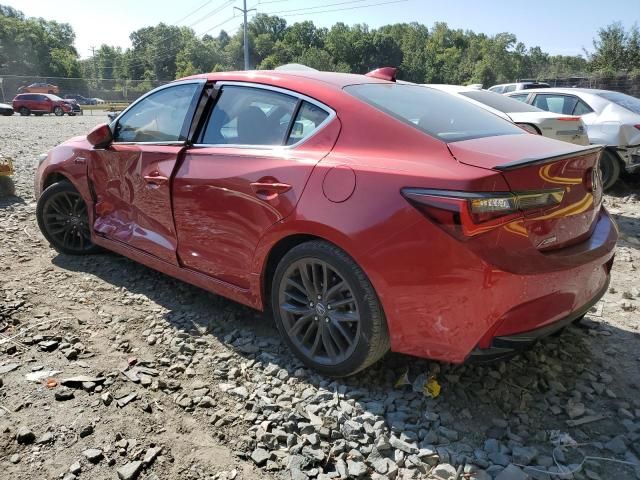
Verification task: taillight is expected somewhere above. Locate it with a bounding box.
[556,117,580,121]
[401,188,564,238]
[516,123,541,135]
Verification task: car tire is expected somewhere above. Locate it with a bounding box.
[271,240,390,377]
[53,106,64,116]
[600,149,621,190]
[19,107,30,116]
[36,181,100,255]
[2,110,13,116]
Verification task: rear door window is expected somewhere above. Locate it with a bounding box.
[286,101,330,145]
[345,83,522,142]
[200,85,298,146]
[533,94,578,115]
[509,94,529,103]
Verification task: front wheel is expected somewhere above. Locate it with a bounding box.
[600,150,621,190]
[36,181,100,255]
[271,240,389,377]
[19,107,30,116]
[53,106,64,116]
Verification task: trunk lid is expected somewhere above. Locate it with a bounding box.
[448,134,603,250]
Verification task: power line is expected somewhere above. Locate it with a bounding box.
[265,0,408,18]
[262,0,407,17]
[173,0,214,25]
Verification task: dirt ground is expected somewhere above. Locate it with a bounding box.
[0,114,639,480]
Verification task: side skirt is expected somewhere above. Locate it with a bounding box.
[91,234,263,311]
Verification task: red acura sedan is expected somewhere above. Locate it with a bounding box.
[34,68,617,376]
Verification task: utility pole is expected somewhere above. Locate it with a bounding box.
[90,46,97,79]
[234,0,255,70]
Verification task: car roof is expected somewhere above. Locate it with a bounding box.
[509,87,609,95]
[183,70,391,89]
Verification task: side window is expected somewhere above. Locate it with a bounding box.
[533,95,577,115]
[114,83,199,143]
[509,94,529,103]
[503,85,517,93]
[286,101,330,145]
[572,100,592,115]
[489,86,503,93]
[200,86,298,146]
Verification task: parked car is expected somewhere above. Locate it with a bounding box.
[507,88,640,189]
[92,98,106,104]
[63,98,84,115]
[34,69,616,376]
[12,93,75,116]
[64,94,97,105]
[0,102,14,116]
[427,85,588,146]
[18,82,60,94]
[488,82,550,94]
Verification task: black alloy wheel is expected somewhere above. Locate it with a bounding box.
[36,181,99,255]
[272,241,389,377]
[19,107,30,116]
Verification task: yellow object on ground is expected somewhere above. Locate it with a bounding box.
[0,156,14,176]
[423,376,441,398]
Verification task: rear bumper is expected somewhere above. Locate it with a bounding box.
[468,273,609,362]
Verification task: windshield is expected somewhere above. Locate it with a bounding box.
[597,91,640,115]
[460,90,542,113]
[49,95,63,101]
[345,84,522,142]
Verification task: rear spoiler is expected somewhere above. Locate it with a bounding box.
[494,145,604,171]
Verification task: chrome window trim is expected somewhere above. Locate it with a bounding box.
[108,78,207,143]
[109,141,187,146]
[192,81,336,150]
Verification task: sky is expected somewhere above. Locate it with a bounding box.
[3,0,639,59]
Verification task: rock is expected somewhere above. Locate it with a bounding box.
[55,389,75,401]
[69,461,82,474]
[347,459,368,477]
[230,386,249,399]
[389,434,418,454]
[101,391,113,406]
[251,448,270,466]
[432,463,457,479]
[79,424,94,438]
[82,448,103,463]
[0,362,20,374]
[9,453,20,464]
[117,460,143,480]
[604,435,627,455]
[116,392,138,408]
[36,431,54,444]
[495,464,528,480]
[60,375,105,387]
[511,446,538,465]
[143,446,162,465]
[62,474,77,480]
[16,426,35,444]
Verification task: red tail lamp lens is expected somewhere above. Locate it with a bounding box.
[402,188,564,238]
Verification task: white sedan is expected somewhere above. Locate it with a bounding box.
[507,88,640,189]
[427,85,589,146]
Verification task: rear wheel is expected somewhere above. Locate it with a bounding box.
[53,106,64,116]
[600,149,621,190]
[271,240,389,377]
[19,107,30,116]
[2,110,13,116]
[36,181,100,255]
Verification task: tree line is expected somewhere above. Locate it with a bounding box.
[1,4,640,93]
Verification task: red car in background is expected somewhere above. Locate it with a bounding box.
[34,68,617,376]
[13,93,75,116]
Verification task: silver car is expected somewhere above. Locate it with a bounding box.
[507,88,640,189]
[488,82,550,94]
[427,85,588,146]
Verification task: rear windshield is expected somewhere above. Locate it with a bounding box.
[460,90,542,113]
[345,84,522,142]
[597,91,640,115]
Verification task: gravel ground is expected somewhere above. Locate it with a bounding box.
[0,114,639,480]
